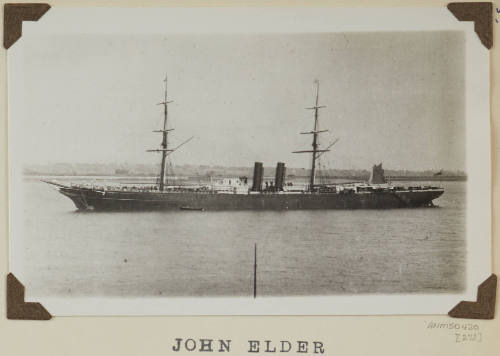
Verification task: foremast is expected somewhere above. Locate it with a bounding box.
[293,80,330,191]
[148,74,174,191]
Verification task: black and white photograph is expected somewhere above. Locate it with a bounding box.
[7,7,491,315]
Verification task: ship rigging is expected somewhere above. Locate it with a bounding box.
[147,74,193,191]
[293,79,339,191]
[43,75,444,211]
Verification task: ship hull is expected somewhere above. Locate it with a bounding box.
[58,187,444,211]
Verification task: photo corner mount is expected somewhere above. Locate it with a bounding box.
[7,273,52,320]
[447,2,493,49]
[3,3,51,49]
[449,274,497,319]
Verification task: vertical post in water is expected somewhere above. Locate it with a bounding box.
[253,243,257,298]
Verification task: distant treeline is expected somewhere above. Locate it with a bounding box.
[24,163,467,181]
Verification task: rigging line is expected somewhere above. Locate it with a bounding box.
[315,138,340,159]
[165,136,195,157]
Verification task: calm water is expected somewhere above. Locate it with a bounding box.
[18,178,466,297]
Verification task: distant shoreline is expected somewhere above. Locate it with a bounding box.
[23,163,466,182]
[23,173,467,182]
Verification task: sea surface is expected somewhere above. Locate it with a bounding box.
[16,177,466,297]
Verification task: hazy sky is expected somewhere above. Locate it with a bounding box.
[14,31,465,171]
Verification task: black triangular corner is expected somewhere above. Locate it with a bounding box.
[449,274,497,319]
[447,2,493,49]
[7,273,52,320]
[3,3,51,49]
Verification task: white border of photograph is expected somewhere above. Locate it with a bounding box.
[8,6,491,315]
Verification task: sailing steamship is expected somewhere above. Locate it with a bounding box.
[45,77,444,211]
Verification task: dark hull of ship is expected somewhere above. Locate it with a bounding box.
[58,187,444,211]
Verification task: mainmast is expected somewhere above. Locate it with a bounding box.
[309,80,322,189]
[148,74,174,191]
[293,80,329,191]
